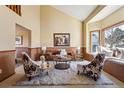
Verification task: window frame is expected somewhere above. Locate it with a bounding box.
[102,21,124,47]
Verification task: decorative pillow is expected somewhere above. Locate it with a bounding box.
[116,48,122,58]
[112,49,117,57]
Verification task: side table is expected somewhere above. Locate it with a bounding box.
[40,62,52,75]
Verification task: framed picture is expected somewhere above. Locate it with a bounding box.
[16,35,23,45]
[54,33,70,46]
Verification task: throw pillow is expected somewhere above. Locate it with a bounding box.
[112,49,117,57]
[116,48,122,58]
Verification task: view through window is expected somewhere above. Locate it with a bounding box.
[90,31,99,53]
[104,23,124,48]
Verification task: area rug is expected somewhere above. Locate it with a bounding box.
[16,61,114,86]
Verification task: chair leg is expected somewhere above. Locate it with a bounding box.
[77,70,80,75]
[93,76,97,81]
[28,76,31,81]
[46,71,49,75]
[93,74,98,81]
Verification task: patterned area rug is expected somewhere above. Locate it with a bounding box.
[16,61,114,86]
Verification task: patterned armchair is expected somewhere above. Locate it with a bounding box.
[22,52,42,80]
[77,53,105,81]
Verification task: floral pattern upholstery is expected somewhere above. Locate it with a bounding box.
[22,53,41,80]
[77,53,105,81]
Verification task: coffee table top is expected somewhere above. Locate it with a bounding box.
[53,55,72,62]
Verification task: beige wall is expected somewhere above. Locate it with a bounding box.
[16,25,31,47]
[0,5,41,51]
[40,6,82,47]
[88,21,101,31]
[101,6,124,29]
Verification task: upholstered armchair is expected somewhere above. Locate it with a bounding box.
[77,53,105,81]
[22,52,42,80]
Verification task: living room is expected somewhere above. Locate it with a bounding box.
[0,3,124,89]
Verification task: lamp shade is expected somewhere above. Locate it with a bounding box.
[77,47,80,54]
[77,47,80,50]
[60,49,67,56]
[42,47,46,50]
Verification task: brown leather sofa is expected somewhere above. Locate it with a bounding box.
[42,47,77,61]
[103,58,124,82]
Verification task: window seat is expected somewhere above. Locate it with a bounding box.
[103,57,124,82]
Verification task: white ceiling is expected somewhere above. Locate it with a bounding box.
[89,5,123,23]
[51,5,97,21]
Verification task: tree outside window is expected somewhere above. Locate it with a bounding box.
[104,25,124,48]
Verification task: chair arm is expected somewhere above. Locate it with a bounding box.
[32,61,42,67]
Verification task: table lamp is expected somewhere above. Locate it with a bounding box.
[77,47,80,54]
[42,47,46,54]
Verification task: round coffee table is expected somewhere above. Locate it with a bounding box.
[53,55,71,70]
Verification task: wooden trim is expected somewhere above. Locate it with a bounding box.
[99,30,102,46]
[28,47,41,49]
[82,47,94,61]
[0,50,15,82]
[100,29,105,46]
[16,47,29,48]
[90,30,100,52]
[0,50,16,53]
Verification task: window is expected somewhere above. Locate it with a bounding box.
[103,22,124,48]
[90,31,100,53]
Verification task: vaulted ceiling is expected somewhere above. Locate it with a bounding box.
[89,5,122,23]
[51,5,123,22]
[52,5,97,21]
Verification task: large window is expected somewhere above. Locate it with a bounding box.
[90,31,100,53]
[104,22,124,48]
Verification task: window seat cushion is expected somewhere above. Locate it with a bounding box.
[103,57,124,82]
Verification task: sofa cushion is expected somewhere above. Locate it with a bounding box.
[112,48,122,58]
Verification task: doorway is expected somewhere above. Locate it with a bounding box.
[15,24,31,68]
